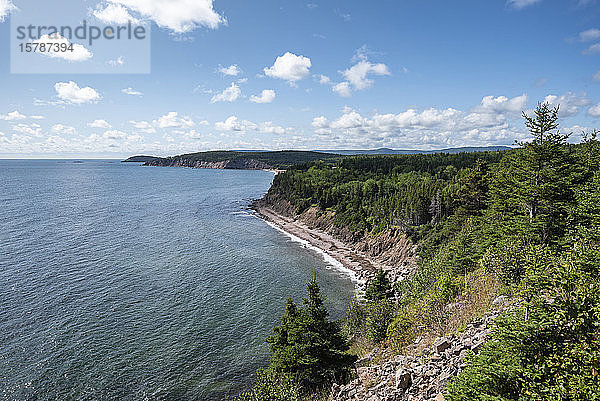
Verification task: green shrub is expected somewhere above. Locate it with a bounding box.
[233,370,301,401]
[343,297,365,337]
[365,299,394,343]
[446,244,600,401]
[387,301,426,352]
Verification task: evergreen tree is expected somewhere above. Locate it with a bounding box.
[490,102,578,243]
[265,280,356,390]
[449,159,490,217]
[365,269,394,301]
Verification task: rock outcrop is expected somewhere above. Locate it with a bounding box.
[330,299,511,401]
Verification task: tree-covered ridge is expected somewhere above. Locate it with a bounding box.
[247,102,600,400]
[142,150,344,169]
[267,150,506,232]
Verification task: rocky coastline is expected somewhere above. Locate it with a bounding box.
[251,197,418,289]
[143,157,275,170]
[251,195,511,401]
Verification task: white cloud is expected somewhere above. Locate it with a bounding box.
[34,34,93,62]
[594,70,600,82]
[310,94,533,149]
[583,43,600,54]
[264,52,312,84]
[130,120,156,133]
[475,94,528,114]
[12,123,43,137]
[0,0,17,21]
[101,0,226,33]
[332,48,390,97]
[579,28,600,42]
[210,83,241,103]
[121,87,143,96]
[103,129,128,140]
[508,0,542,8]
[93,3,139,24]
[30,115,45,120]
[154,111,195,128]
[311,116,329,129]
[335,9,351,21]
[332,82,352,97]
[55,81,101,104]
[88,119,112,128]
[588,102,600,117]
[182,130,204,140]
[0,110,27,121]
[250,89,276,103]
[51,124,77,135]
[318,74,331,85]
[218,64,240,76]
[258,122,286,134]
[214,116,287,134]
[543,92,591,117]
[342,60,390,90]
[215,116,256,131]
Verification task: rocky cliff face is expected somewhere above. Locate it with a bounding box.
[254,195,417,285]
[143,158,273,170]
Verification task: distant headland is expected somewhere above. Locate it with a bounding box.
[121,146,512,170]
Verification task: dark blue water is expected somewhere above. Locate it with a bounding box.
[0,160,355,401]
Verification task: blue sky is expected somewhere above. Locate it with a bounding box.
[0,0,599,158]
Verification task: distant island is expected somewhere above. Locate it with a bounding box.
[122,146,512,171]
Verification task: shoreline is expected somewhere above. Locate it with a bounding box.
[251,204,384,293]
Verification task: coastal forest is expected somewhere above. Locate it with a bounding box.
[238,103,600,400]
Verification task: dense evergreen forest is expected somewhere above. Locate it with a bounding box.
[238,103,600,400]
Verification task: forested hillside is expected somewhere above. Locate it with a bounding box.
[141,150,343,169]
[240,103,600,400]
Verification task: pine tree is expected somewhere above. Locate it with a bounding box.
[265,280,356,390]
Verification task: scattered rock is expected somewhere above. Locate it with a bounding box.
[471,340,484,353]
[330,307,511,401]
[433,337,451,354]
[395,369,412,390]
[492,295,508,306]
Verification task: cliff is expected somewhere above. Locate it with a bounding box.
[144,157,273,170]
[252,195,418,288]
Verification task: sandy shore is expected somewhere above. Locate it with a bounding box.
[252,205,385,292]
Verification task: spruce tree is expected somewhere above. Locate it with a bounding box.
[265,280,356,390]
[490,102,578,243]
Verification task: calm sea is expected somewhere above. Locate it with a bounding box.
[0,160,355,401]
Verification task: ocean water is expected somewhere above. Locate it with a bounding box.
[0,160,355,401]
